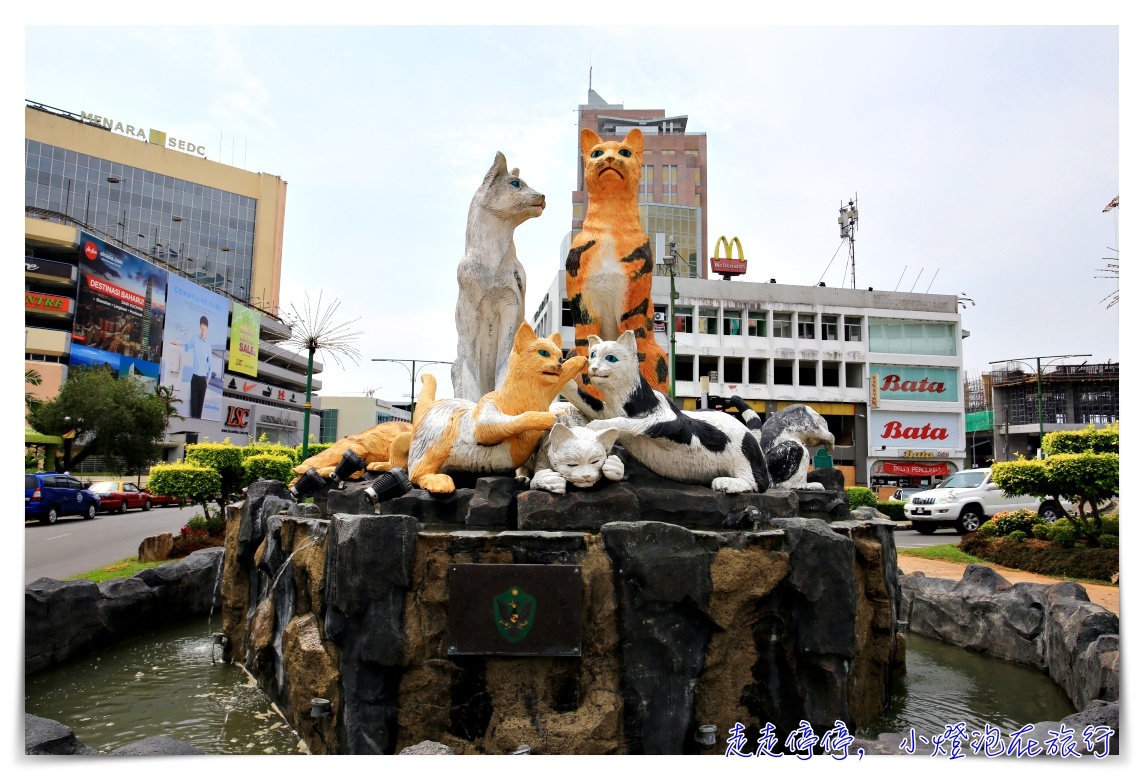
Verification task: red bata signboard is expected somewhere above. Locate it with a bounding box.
[709,235,747,278]
[879,461,952,477]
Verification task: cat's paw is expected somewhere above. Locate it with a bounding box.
[712,477,753,494]
[366,461,393,472]
[514,467,532,485]
[602,454,625,482]
[316,466,336,478]
[418,474,456,494]
[803,481,826,491]
[526,411,557,429]
[530,469,567,494]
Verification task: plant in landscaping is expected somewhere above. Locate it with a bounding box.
[146,463,222,520]
[846,487,877,509]
[990,509,1039,536]
[243,454,294,485]
[1098,534,1118,549]
[185,441,246,506]
[1007,530,1028,541]
[976,521,998,539]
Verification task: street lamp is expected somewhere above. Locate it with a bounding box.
[989,353,1091,456]
[370,359,454,420]
[662,236,681,399]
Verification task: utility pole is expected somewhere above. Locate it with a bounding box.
[989,353,1091,456]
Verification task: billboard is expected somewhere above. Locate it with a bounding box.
[870,365,959,403]
[161,274,230,421]
[71,232,167,390]
[869,410,964,451]
[227,302,260,377]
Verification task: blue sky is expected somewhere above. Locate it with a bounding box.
[21,20,1122,404]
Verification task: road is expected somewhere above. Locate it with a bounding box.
[894,527,969,549]
[25,503,207,585]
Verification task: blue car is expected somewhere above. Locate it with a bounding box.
[25,473,101,525]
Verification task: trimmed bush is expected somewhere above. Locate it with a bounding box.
[1007,530,1028,541]
[959,536,1118,582]
[243,454,294,485]
[1102,516,1118,536]
[1032,523,1051,541]
[296,441,334,463]
[1043,422,1118,456]
[977,521,998,539]
[185,441,246,502]
[846,487,877,509]
[1044,518,1079,548]
[990,509,1039,536]
[875,501,907,523]
[185,509,225,537]
[242,442,299,465]
[146,463,222,517]
[1098,534,1118,549]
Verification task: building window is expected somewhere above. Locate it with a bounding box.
[561,299,574,327]
[845,363,864,388]
[674,354,695,382]
[822,362,840,387]
[674,306,694,333]
[698,355,719,383]
[748,358,768,384]
[773,312,792,339]
[723,309,742,336]
[653,304,667,334]
[748,311,767,337]
[798,361,817,386]
[797,314,816,339]
[319,409,339,443]
[639,165,654,203]
[868,319,957,356]
[572,202,585,220]
[724,357,744,384]
[821,314,838,340]
[774,359,794,385]
[844,315,862,342]
[662,165,678,205]
[698,307,719,334]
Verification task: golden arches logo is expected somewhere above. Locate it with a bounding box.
[710,235,747,276]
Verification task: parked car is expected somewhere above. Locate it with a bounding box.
[25,473,101,525]
[890,487,925,502]
[88,481,165,513]
[905,467,1071,535]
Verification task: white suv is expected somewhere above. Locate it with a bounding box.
[905,467,1068,535]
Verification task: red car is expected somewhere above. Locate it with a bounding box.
[88,481,180,513]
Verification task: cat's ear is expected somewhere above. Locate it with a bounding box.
[483,152,508,186]
[622,128,644,156]
[513,321,537,353]
[618,330,638,352]
[580,129,602,156]
[509,167,519,177]
[549,423,576,448]
[594,426,621,452]
[548,332,563,349]
[587,335,603,350]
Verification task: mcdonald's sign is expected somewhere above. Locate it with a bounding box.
[710,235,747,277]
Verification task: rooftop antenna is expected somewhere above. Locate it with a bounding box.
[925,268,940,293]
[837,194,859,289]
[909,267,925,293]
[894,266,908,292]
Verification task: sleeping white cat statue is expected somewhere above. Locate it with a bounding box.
[517,402,624,494]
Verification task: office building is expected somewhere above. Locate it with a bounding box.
[318,396,412,443]
[24,100,319,460]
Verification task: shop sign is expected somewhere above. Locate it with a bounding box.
[227,302,260,377]
[222,404,252,433]
[869,365,959,403]
[25,292,72,316]
[879,461,953,477]
[653,310,667,333]
[224,374,301,407]
[259,413,299,429]
[709,235,747,277]
[25,257,77,286]
[902,449,951,459]
[870,410,963,450]
[80,111,208,157]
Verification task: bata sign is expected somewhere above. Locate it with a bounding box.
[870,365,959,403]
[870,411,963,450]
[80,111,207,157]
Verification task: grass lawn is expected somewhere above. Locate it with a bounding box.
[898,544,986,565]
[66,557,166,583]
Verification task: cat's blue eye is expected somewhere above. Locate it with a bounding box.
[589,352,597,359]
[591,150,604,158]
[619,149,632,158]
[538,349,551,357]
[605,355,619,363]
[510,180,521,188]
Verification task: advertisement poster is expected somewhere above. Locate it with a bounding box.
[161,274,230,421]
[227,302,260,377]
[869,410,965,451]
[71,232,167,390]
[870,365,959,403]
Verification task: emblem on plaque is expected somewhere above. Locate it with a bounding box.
[494,586,536,643]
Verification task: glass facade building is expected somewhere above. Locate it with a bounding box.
[26,139,255,299]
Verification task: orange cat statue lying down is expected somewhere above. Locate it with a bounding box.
[291,420,413,483]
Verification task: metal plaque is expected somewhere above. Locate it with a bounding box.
[447,563,583,657]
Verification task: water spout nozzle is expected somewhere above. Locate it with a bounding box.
[510,744,532,755]
[310,697,332,719]
[212,632,227,647]
[695,724,718,746]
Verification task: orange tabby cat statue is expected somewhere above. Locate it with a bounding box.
[565,127,670,405]
[403,323,588,494]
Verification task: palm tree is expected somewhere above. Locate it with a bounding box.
[282,292,363,460]
[25,368,42,412]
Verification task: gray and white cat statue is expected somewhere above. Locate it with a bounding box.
[527,422,624,494]
[572,332,770,494]
[753,402,836,490]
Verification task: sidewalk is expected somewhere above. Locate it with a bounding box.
[897,555,1119,615]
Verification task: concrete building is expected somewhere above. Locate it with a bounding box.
[988,361,1118,462]
[532,271,968,488]
[24,100,319,461]
[570,89,709,278]
[318,396,412,443]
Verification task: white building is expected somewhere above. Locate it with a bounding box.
[531,267,967,488]
[318,396,412,443]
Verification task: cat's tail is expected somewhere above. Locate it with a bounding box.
[728,396,763,442]
[413,374,438,428]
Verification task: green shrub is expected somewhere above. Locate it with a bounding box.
[295,441,334,463]
[846,487,877,509]
[875,501,907,523]
[1043,422,1118,456]
[959,536,1118,582]
[243,454,294,485]
[1008,530,1028,541]
[1044,519,1079,549]
[146,463,222,517]
[185,441,245,501]
[185,508,225,537]
[1098,534,1118,549]
[243,442,299,465]
[1032,523,1051,541]
[1102,516,1118,536]
[977,521,998,539]
[990,509,1039,536]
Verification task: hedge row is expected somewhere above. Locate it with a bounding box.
[959,535,1119,583]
